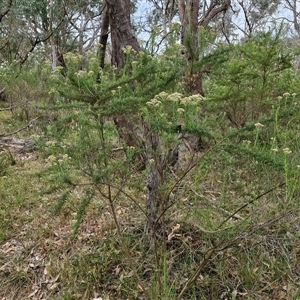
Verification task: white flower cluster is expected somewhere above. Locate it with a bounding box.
[148,91,204,108]
[46,153,71,166]
[146,98,162,107]
[146,91,205,116]
[254,122,264,128]
[278,92,297,100]
[283,147,292,155]
[271,147,292,155]
[167,92,183,102]
[166,92,204,105]
[75,70,88,78]
[180,94,204,105]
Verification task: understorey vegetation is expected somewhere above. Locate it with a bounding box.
[1,1,300,299]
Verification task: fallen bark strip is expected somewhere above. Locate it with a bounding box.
[0,116,42,152]
[0,137,35,152]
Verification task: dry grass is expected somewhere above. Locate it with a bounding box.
[1,109,300,299]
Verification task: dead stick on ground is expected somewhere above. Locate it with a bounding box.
[0,116,42,137]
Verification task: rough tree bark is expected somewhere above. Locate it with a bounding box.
[105,0,140,68]
[104,0,168,239]
[142,123,165,237]
[105,0,145,167]
[177,0,231,152]
[178,0,202,94]
[178,0,231,95]
[104,0,145,166]
[99,7,109,69]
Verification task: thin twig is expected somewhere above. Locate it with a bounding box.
[191,189,244,220]
[178,248,215,299]
[96,184,150,300]
[0,116,42,137]
[217,182,285,229]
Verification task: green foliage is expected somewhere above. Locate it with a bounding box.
[207,27,294,127]
[0,150,15,176]
[71,190,94,237]
[3,23,300,299]
[0,59,53,123]
[51,48,184,112]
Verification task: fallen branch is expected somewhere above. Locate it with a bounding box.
[0,116,42,137]
[0,137,35,152]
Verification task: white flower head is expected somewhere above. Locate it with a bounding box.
[254,122,264,128]
[76,70,87,78]
[167,92,183,102]
[147,98,162,107]
[283,148,292,155]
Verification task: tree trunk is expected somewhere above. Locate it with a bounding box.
[178,0,202,94]
[105,0,176,242]
[142,123,165,238]
[105,0,140,69]
[99,6,109,69]
[104,0,144,160]
[178,0,231,95]
[178,0,199,61]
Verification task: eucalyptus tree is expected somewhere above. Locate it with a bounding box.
[140,0,179,53]
[176,1,231,94]
[0,0,63,65]
[102,0,232,236]
[40,0,104,68]
[63,0,103,56]
[140,1,231,95]
[0,0,104,68]
[232,0,281,37]
[282,0,300,37]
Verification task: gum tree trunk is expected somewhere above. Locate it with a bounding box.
[105,0,140,69]
[178,0,231,95]
[104,0,168,240]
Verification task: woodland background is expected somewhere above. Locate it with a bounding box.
[1,0,300,299]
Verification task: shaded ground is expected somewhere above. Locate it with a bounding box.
[1,134,300,299]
